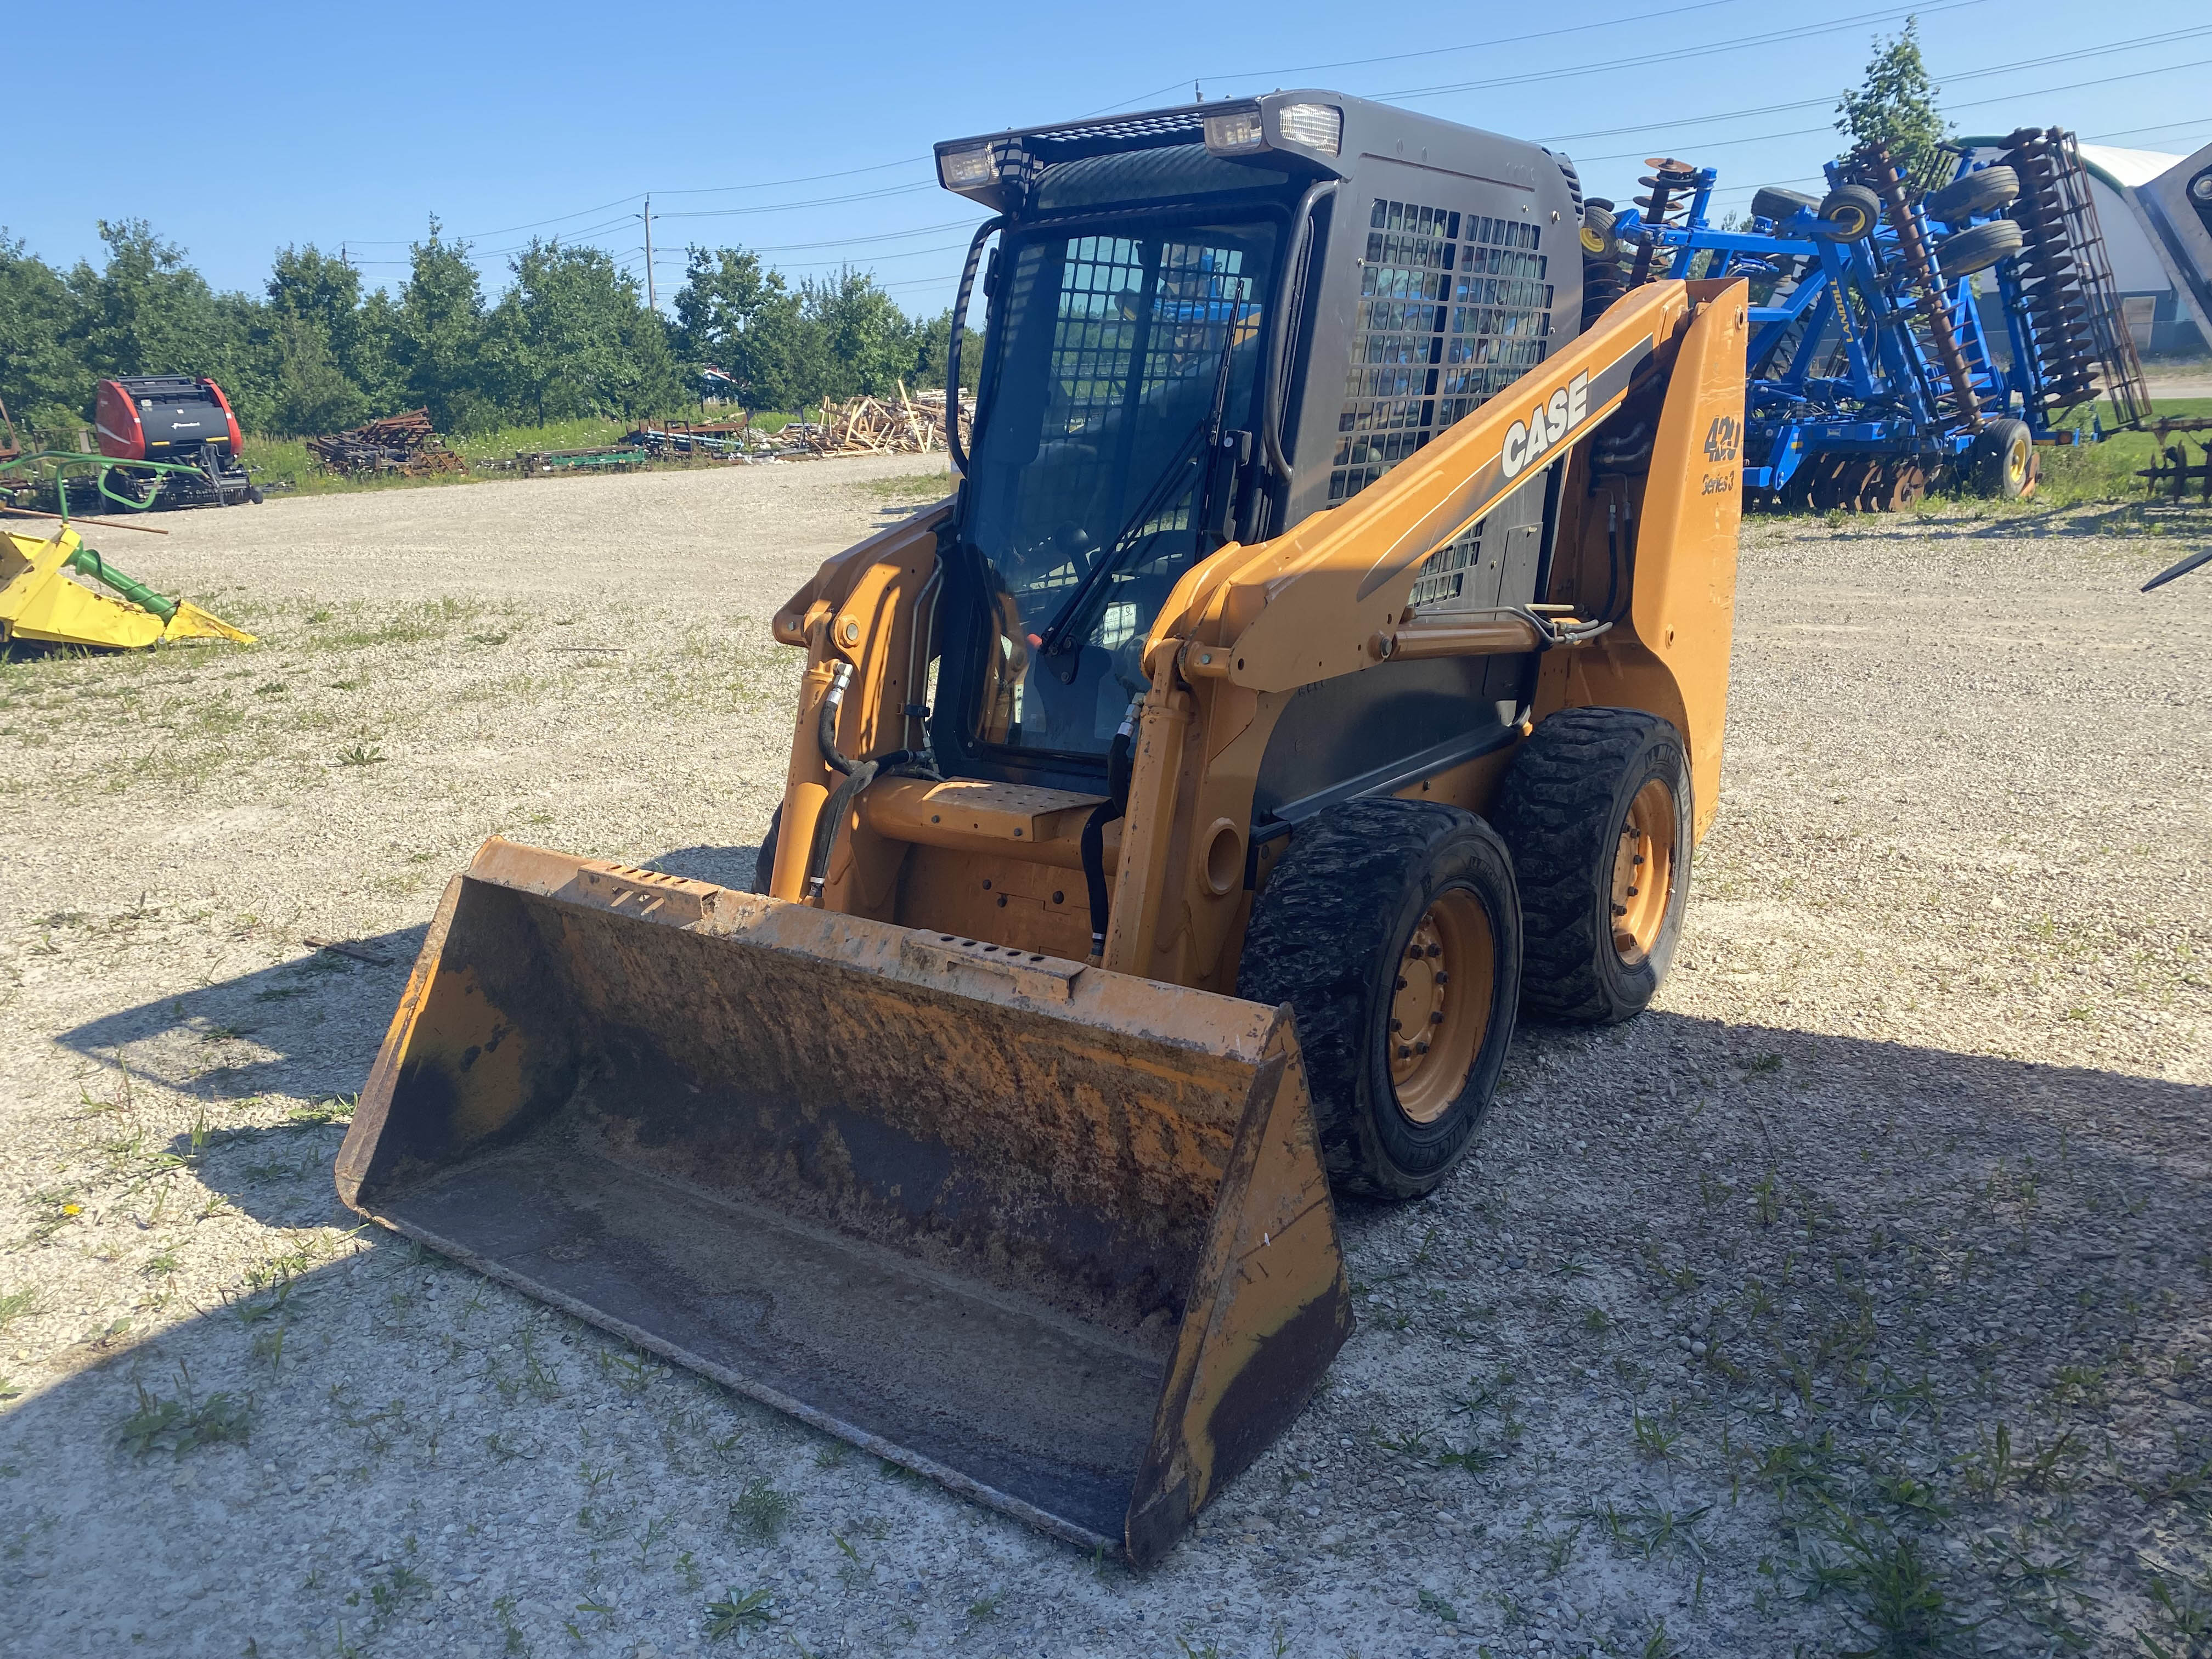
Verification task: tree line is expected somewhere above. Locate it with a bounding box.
[0,218,973,442]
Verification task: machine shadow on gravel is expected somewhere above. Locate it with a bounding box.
[5,1003,2208,1645]
[5,1002,2207,1647]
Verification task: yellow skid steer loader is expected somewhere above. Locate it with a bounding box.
[338,92,1746,1564]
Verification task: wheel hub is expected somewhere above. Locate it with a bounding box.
[1610,777,1678,966]
[1388,888,1494,1125]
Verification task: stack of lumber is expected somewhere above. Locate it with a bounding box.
[307,410,465,477]
[803,383,969,456]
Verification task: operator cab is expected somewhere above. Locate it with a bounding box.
[928,93,1584,791]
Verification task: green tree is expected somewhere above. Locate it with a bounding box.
[67,220,237,385]
[267,244,398,415]
[0,234,89,433]
[1836,18,1947,180]
[267,313,366,435]
[908,308,983,397]
[672,245,809,411]
[486,240,672,424]
[799,267,917,401]
[396,218,490,430]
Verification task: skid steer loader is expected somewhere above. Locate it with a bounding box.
[337,92,1746,1564]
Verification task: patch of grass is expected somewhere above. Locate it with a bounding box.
[334,742,385,768]
[1634,1408,1683,1463]
[117,1370,252,1457]
[1802,1517,1977,1656]
[1418,1588,1460,1624]
[703,1584,774,1641]
[862,470,954,500]
[729,1477,794,1544]
[0,1288,36,1330]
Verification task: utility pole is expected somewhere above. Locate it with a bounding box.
[642,197,656,312]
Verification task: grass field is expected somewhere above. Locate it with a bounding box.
[242,411,805,498]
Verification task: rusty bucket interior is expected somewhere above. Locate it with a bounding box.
[336,839,1351,1563]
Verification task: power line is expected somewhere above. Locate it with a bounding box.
[1537,22,2212,148]
[650,157,929,196]
[1369,0,1987,103]
[1084,0,1765,115]
[1571,55,2212,167]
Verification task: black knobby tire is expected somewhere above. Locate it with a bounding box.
[1934,219,2024,277]
[1492,708,1692,1024]
[1924,164,2019,225]
[1750,186,1818,227]
[1238,799,1521,1200]
[1973,417,2036,499]
[1816,184,1882,241]
[750,804,782,893]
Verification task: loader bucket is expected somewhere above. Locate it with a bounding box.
[336,840,1352,1563]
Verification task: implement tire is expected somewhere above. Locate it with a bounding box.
[1925,164,2019,225]
[1493,708,1691,1024]
[1750,186,1818,227]
[1972,417,2036,499]
[1815,184,1882,241]
[1934,219,2025,277]
[1239,799,1521,1200]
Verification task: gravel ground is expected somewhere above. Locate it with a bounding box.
[1,463,2208,1659]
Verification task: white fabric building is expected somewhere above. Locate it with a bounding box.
[1960,135,2205,356]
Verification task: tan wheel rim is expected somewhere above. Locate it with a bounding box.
[1612,777,1678,966]
[1388,888,1494,1125]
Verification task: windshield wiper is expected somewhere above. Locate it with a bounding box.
[1035,301,1246,664]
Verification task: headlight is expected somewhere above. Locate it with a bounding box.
[938,146,995,190]
[1203,110,1267,153]
[1276,103,1342,155]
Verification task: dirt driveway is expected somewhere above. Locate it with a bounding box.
[1,464,2207,1659]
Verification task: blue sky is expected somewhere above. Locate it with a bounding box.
[9,1,2208,315]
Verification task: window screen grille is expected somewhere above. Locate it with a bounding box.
[1406,518,1485,608]
[1331,200,1555,504]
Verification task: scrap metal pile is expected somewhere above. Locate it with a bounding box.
[307,410,465,478]
[802,385,969,456]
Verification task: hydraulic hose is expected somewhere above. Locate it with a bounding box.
[1079,703,1139,964]
[803,661,944,900]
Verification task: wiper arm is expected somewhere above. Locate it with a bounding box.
[1034,418,1209,659]
[1035,299,1248,662]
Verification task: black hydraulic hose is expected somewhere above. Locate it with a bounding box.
[807,759,878,900]
[1080,705,1139,962]
[804,662,945,899]
[944,216,1006,477]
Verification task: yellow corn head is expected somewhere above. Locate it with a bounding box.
[0,524,253,650]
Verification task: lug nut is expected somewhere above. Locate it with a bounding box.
[1435,970,1449,985]
[1612,903,1629,916]
[1415,1041,1430,1055]
[1430,1010,1444,1024]
[1626,885,1639,897]
[1397,1044,1412,1059]
[1395,976,1407,990]
[1390,1018,1402,1032]
[1426,944,1441,957]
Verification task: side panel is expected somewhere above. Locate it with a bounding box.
[1283,149,1581,529]
[1626,279,1747,837]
